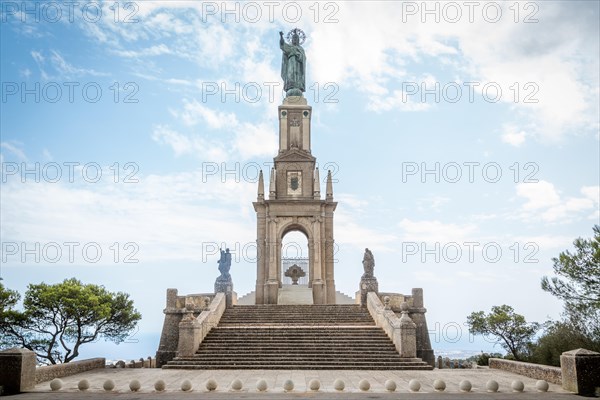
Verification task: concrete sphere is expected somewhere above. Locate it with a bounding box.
[103,379,115,391]
[486,380,499,392]
[512,380,525,392]
[256,379,268,392]
[206,379,218,391]
[536,380,549,392]
[384,379,397,392]
[129,379,141,392]
[459,380,472,392]
[359,379,370,391]
[283,379,294,392]
[77,379,90,391]
[154,379,166,392]
[433,379,446,391]
[408,379,421,392]
[308,379,320,391]
[333,379,345,391]
[231,379,243,391]
[181,379,192,392]
[49,379,63,391]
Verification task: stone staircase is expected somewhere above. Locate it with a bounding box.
[164,305,433,370]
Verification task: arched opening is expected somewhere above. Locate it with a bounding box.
[281,230,309,285]
[279,229,312,304]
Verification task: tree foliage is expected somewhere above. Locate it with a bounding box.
[530,321,600,367]
[466,304,540,361]
[541,225,600,341]
[0,278,141,364]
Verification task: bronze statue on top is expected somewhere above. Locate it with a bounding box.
[279,28,306,97]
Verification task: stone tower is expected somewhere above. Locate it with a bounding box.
[253,96,337,304]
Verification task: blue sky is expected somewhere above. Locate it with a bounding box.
[1,1,599,361]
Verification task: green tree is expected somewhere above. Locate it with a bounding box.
[466,304,540,361]
[530,321,600,367]
[0,278,141,364]
[541,225,600,341]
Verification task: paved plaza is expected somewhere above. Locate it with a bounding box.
[17,367,576,399]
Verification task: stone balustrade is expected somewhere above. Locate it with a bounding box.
[366,292,416,358]
[176,292,227,358]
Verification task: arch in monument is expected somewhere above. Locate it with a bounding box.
[281,229,309,285]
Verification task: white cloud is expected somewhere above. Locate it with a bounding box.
[172,99,239,129]
[398,218,478,243]
[0,169,257,265]
[515,181,599,223]
[113,44,172,58]
[0,142,28,161]
[309,2,599,141]
[516,180,561,210]
[416,196,451,212]
[501,125,527,147]
[151,125,229,161]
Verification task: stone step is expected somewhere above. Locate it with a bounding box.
[194,347,397,357]
[163,304,433,370]
[164,362,433,370]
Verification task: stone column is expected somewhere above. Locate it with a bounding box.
[264,217,280,304]
[324,203,336,304]
[560,348,600,396]
[311,216,325,304]
[254,204,267,304]
[0,348,36,395]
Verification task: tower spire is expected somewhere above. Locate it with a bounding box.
[313,167,320,199]
[257,170,264,201]
[326,170,333,201]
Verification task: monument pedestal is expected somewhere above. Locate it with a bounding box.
[253,95,337,305]
[360,276,379,306]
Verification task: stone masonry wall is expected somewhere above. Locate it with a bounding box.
[35,358,105,383]
[489,358,562,385]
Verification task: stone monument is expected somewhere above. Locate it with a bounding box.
[253,29,337,304]
[214,248,233,306]
[359,248,379,305]
[156,28,435,368]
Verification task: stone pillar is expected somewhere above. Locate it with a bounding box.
[176,299,203,358]
[409,288,435,367]
[177,319,203,358]
[560,348,600,396]
[254,206,267,304]
[0,348,36,395]
[398,303,417,358]
[324,203,337,304]
[437,355,443,369]
[156,289,184,367]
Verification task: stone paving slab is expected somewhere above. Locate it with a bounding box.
[13,392,578,400]
[17,368,575,399]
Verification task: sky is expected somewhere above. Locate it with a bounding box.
[1,0,599,361]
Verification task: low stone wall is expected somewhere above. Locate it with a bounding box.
[489,358,562,385]
[35,358,105,383]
